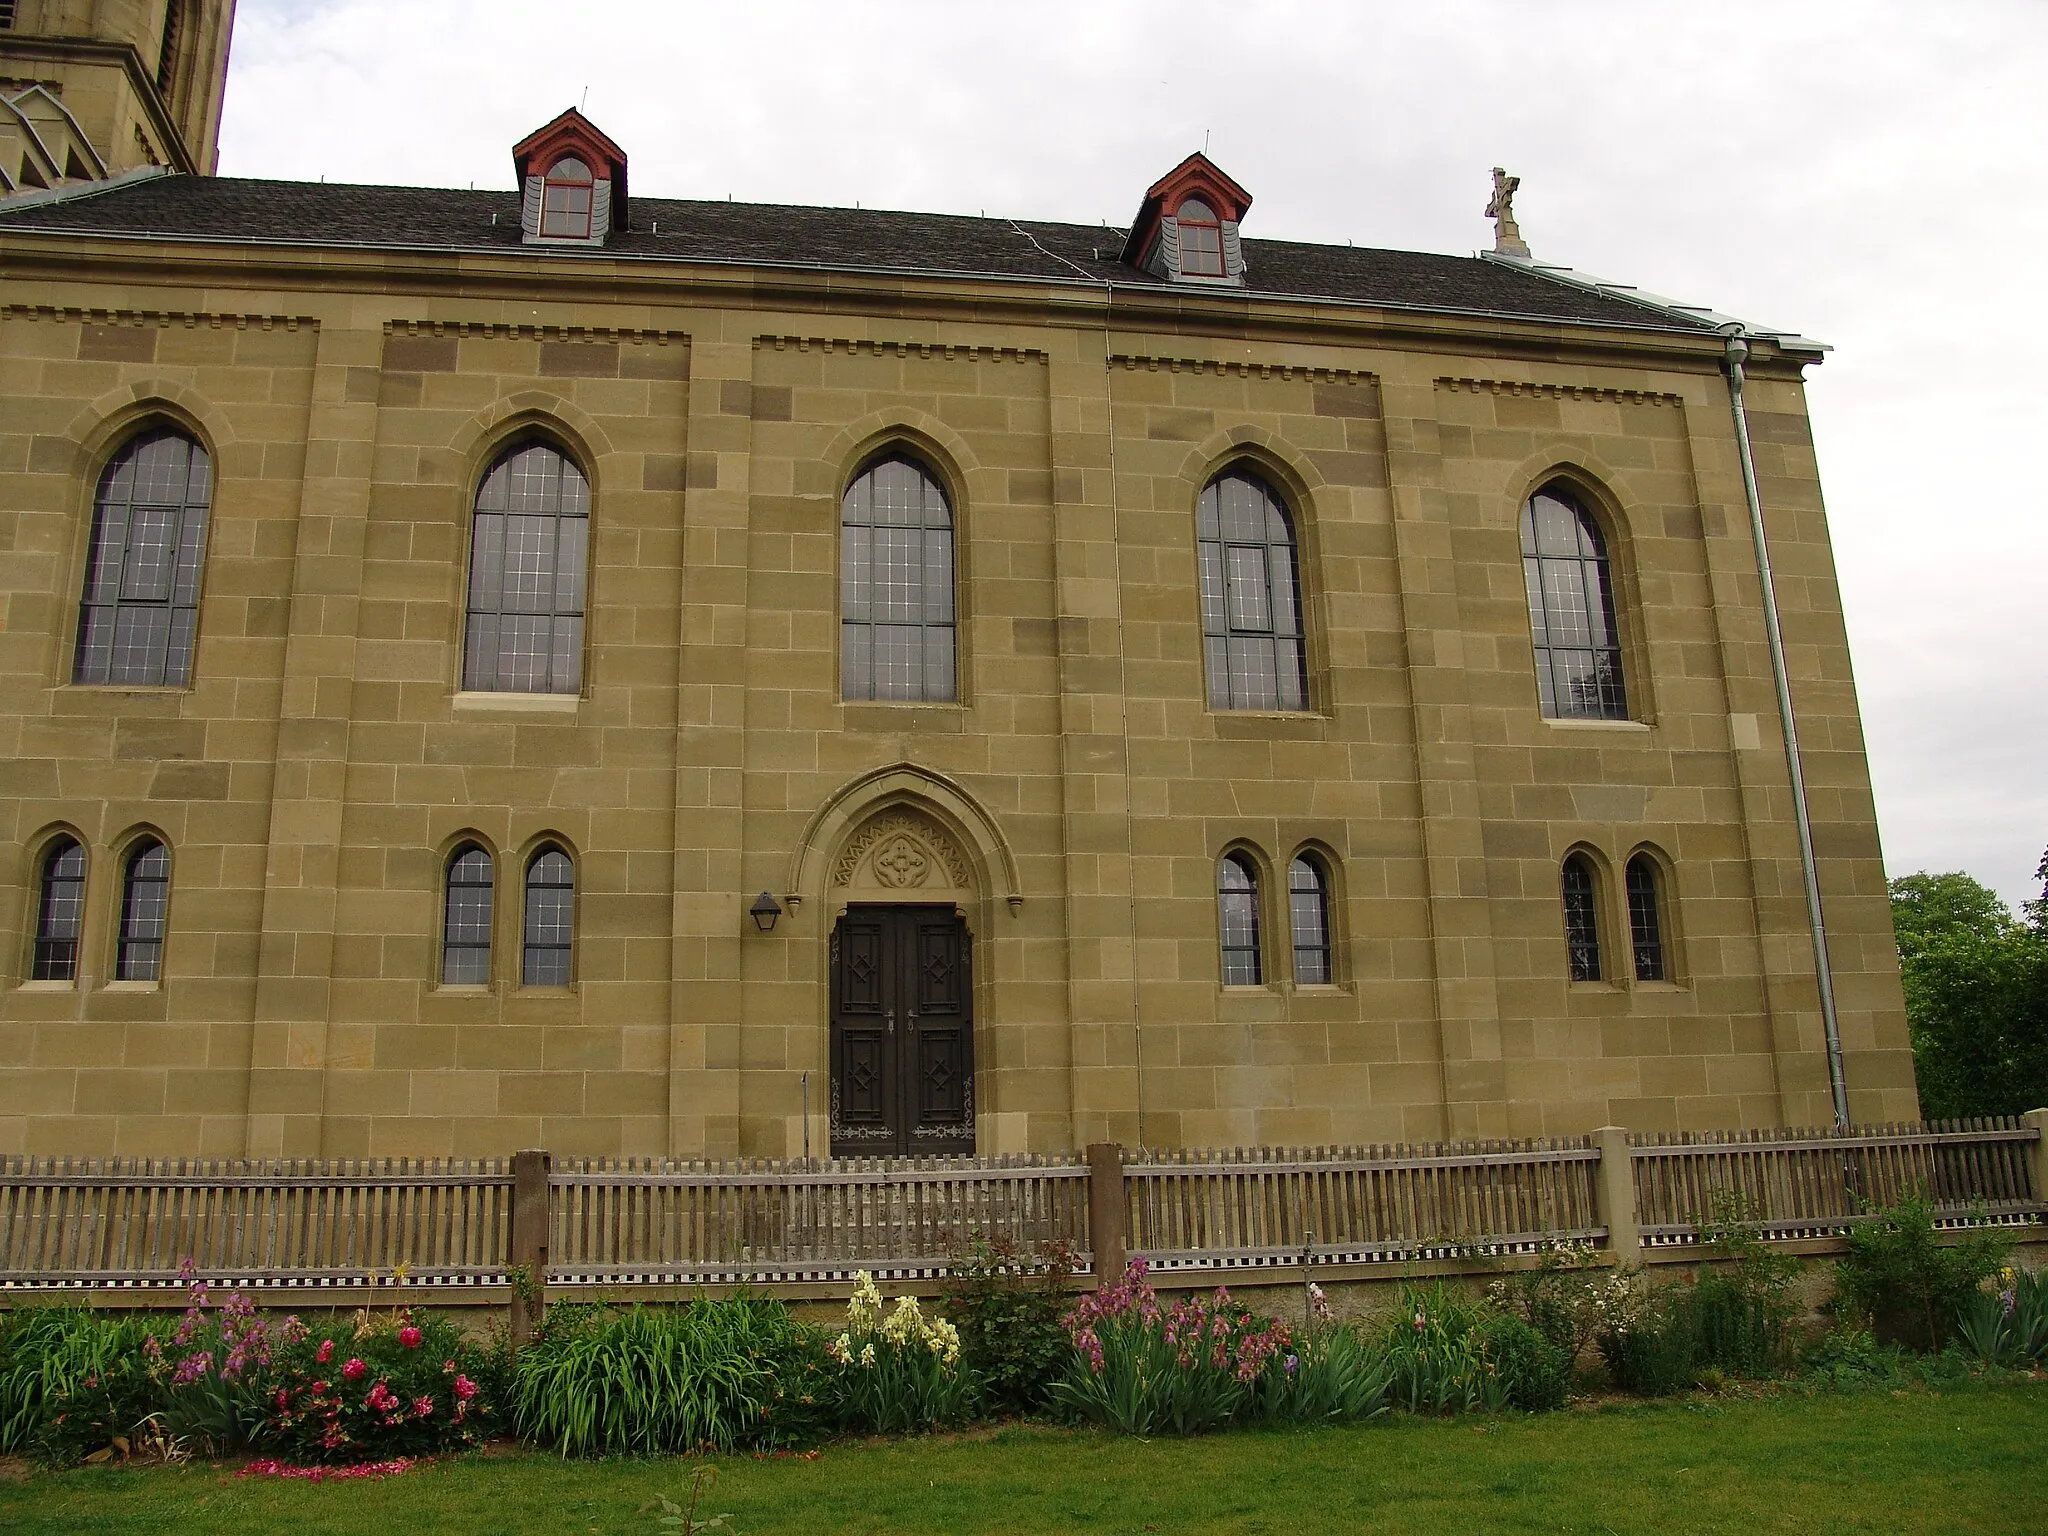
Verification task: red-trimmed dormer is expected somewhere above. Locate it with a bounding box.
[512,108,627,247]
[1120,152,1252,286]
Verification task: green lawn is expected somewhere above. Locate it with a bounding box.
[4,1381,2044,1535]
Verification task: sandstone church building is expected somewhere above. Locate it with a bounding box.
[0,2,1920,1162]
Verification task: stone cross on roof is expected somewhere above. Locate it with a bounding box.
[1486,167,1530,258]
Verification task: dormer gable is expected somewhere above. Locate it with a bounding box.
[511,108,628,247]
[1119,152,1253,286]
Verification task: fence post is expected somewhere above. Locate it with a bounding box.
[509,1147,551,1344]
[1594,1126,1640,1268]
[1087,1142,1126,1286]
[2024,1109,2048,1210]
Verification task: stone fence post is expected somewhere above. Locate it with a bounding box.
[1594,1125,1640,1268]
[1087,1141,1126,1286]
[2024,1109,2048,1213]
[509,1147,552,1344]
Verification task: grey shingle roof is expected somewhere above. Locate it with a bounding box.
[0,173,1712,333]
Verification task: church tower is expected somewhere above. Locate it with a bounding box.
[1,0,235,194]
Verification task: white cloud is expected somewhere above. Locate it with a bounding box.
[219,0,2048,908]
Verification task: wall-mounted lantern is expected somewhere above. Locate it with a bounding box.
[749,891,784,933]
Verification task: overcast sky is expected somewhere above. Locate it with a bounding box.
[216,1,2047,911]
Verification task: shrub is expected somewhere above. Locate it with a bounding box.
[1956,1265,2048,1367]
[824,1274,974,1435]
[1832,1196,2012,1352]
[1487,1240,1607,1373]
[513,1296,808,1457]
[269,1306,494,1463]
[0,1307,161,1464]
[1474,1312,1571,1411]
[1250,1283,1391,1426]
[941,1230,1076,1417]
[148,1272,301,1455]
[1799,1325,1909,1390]
[1380,1281,1507,1415]
[1051,1259,1294,1436]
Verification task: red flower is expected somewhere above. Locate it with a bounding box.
[452,1373,478,1401]
[398,1325,422,1349]
[342,1357,367,1380]
[316,1339,335,1364]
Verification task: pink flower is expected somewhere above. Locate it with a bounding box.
[342,1357,367,1380]
[452,1374,478,1401]
[316,1339,335,1364]
[413,1395,435,1418]
[398,1325,422,1349]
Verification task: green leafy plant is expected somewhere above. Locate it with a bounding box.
[1956,1265,2048,1367]
[147,1270,301,1455]
[1379,1281,1505,1415]
[1832,1195,2012,1352]
[1250,1285,1391,1425]
[1487,1239,1608,1373]
[941,1230,1076,1417]
[0,1306,162,1463]
[1473,1312,1570,1411]
[650,1465,737,1534]
[267,1305,494,1463]
[514,1296,812,1457]
[825,1274,974,1435]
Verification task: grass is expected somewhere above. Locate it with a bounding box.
[2,1379,2044,1535]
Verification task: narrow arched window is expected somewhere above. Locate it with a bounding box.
[464,441,589,694]
[1561,854,1601,983]
[541,156,594,238]
[1218,853,1262,986]
[32,838,87,982]
[1522,485,1628,720]
[75,428,212,687]
[1198,470,1308,712]
[442,845,494,985]
[523,846,574,986]
[1177,197,1223,276]
[1626,854,1667,982]
[1288,854,1332,985]
[117,839,170,982]
[841,455,956,702]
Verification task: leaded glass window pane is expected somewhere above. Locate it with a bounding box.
[442,846,495,985]
[1522,487,1628,720]
[1197,471,1308,711]
[1562,855,1601,983]
[1219,854,1263,986]
[117,840,170,982]
[1627,855,1666,982]
[1289,855,1332,986]
[464,443,588,694]
[75,430,212,687]
[33,839,86,983]
[841,457,956,702]
[1178,199,1223,276]
[523,847,574,987]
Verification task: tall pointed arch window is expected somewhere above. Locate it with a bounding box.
[841,455,956,702]
[442,845,495,985]
[32,838,87,982]
[1198,470,1308,712]
[75,428,212,687]
[1561,853,1602,983]
[1521,485,1628,720]
[1218,853,1263,986]
[117,838,170,982]
[1288,853,1332,985]
[464,441,589,694]
[1626,854,1667,982]
[522,846,574,986]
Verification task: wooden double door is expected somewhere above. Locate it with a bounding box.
[829,905,975,1156]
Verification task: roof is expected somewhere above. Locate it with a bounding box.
[0,172,1717,334]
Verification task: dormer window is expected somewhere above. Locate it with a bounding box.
[511,108,628,248]
[1121,152,1252,287]
[1177,198,1223,276]
[541,157,594,239]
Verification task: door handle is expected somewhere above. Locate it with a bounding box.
[885,1010,896,1036]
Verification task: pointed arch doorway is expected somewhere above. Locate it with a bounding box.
[829,905,974,1156]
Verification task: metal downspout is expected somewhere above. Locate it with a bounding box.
[1722,330,1851,1129]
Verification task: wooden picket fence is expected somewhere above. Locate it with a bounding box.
[0,1117,2038,1295]
[1630,1117,2044,1247]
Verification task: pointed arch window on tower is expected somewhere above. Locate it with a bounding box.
[1177,197,1224,276]
[1561,854,1602,983]
[523,846,575,986]
[841,455,956,703]
[442,845,495,985]
[464,441,589,694]
[1288,853,1332,985]
[1626,854,1667,982]
[1522,485,1629,720]
[1218,853,1263,986]
[117,839,170,982]
[75,428,213,687]
[541,157,594,239]
[1198,469,1309,711]
[32,838,87,982]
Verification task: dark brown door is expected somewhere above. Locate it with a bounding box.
[829,906,974,1156]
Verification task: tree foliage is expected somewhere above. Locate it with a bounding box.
[1888,853,2048,1119]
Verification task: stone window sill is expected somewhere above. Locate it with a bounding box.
[15,980,76,993]
[102,980,161,994]
[1542,717,1652,733]
[452,691,580,716]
